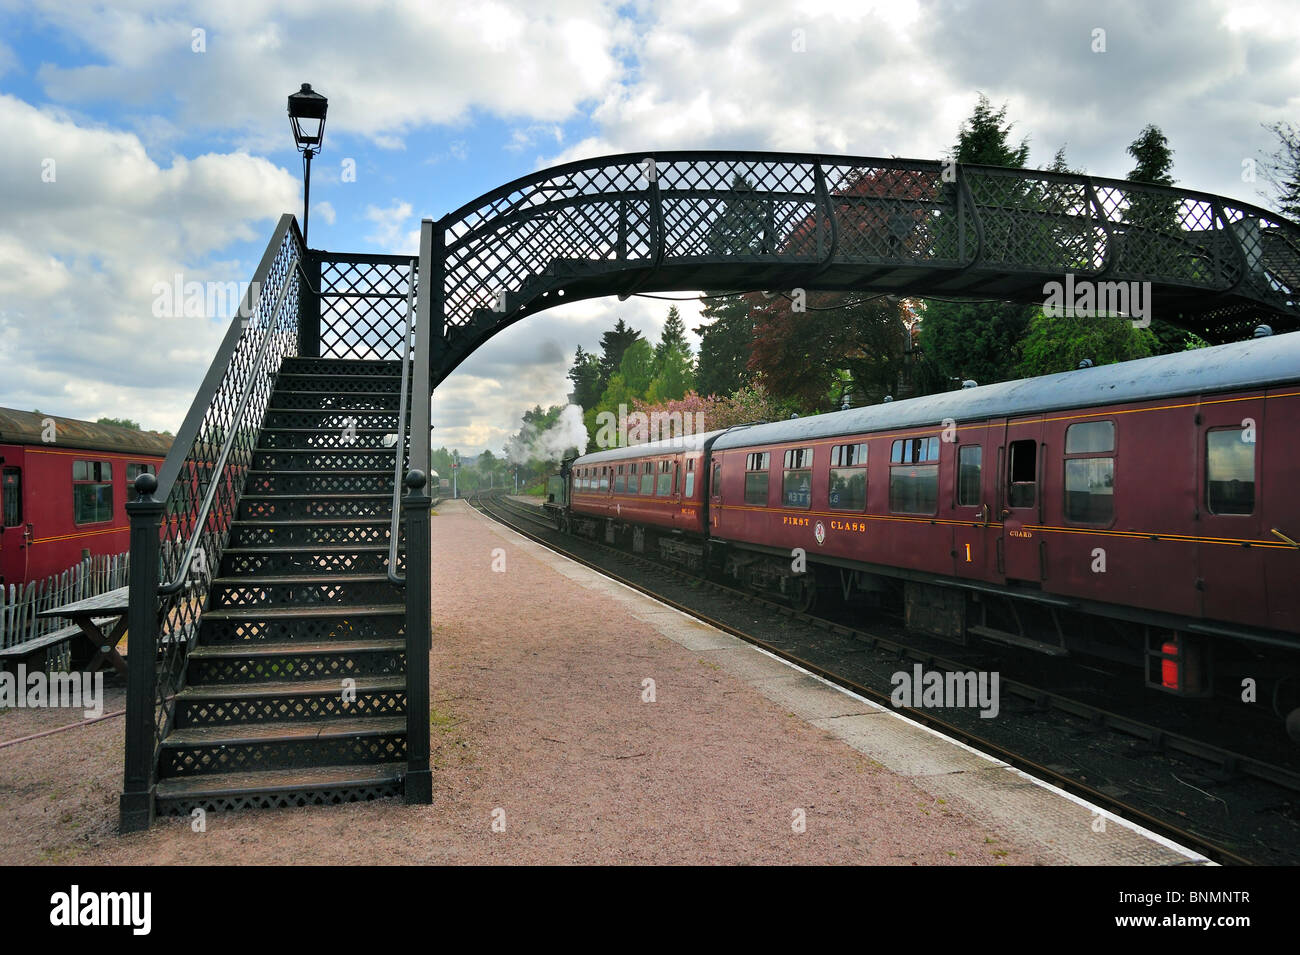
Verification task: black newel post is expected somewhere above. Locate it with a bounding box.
[120,473,163,833]
[402,469,432,803]
[299,248,321,358]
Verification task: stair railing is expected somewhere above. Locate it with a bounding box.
[387,258,418,585]
[400,220,436,804]
[121,214,305,832]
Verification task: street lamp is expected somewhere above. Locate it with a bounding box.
[288,83,328,245]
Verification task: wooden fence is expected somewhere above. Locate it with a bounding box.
[1,552,130,665]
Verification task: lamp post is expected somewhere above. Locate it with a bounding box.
[288,83,328,245]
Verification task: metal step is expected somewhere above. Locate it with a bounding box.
[257,428,402,450]
[221,545,401,578]
[239,494,393,521]
[158,717,407,778]
[251,448,398,471]
[173,674,406,726]
[153,762,406,814]
[209,574,403,607]
[228,519,398,548]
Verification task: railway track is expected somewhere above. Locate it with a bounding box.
[469,489,1300,865]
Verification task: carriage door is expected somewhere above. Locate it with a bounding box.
[1,467,22,581]
[1197,398,1267,629]
[999,417,1045,582]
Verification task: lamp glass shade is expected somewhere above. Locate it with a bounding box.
[288,84,328,149]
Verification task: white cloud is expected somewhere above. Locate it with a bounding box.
[29,0,626,150]
[0,94,298,431]
[363,200,418,253]
[312,200,336,225]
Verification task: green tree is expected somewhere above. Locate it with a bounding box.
[618,338,654,397]
[96,416,141,430]
[1259,121,1300,220]
[596,319,643,394]
[1123,124,1187,354]
[646,342,694,403]
[693,296,753,398]
[566,345,602,409]
[1016,310,1157,377]
[653,306,692,368]
[921,94,1036,387]
[692,173,767,398]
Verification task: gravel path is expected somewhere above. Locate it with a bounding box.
[0,501,1055,864]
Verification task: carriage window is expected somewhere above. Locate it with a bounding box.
[889,463,938,513]
[957,446,982,507]
[2,468,20,526]
[745,452,770,506]
[1007,439,1036,509]
[1064,422,1113,522]
[712,462,722,498]
[684,459,695,498]
[657,460,672,496]
[829,443,867,511]
[890,437,939,464]
[1206,428,1255,515]
[640,461,654,496]
[1065,420,1114,454]
[615,465,625,493]
[601,466,610,491]
[782,448,813,508]
[73,460,114,524]
[126,462,156,483]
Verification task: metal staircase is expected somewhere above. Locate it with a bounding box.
[120,219,432,830]
[152,357,411,813]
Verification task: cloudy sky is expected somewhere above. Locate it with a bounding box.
[1,0,1297,456]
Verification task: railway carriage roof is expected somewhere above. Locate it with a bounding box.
[575,332,1300,467]
[572,428,729,467]
[710,331,1300,452]
[0,407,173,456]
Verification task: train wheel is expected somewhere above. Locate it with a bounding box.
[789,574,817,613]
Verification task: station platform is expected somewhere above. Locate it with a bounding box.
[0,499,1206,865]
[427,499,1200,865]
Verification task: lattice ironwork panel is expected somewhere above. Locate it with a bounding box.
[244,471,396,495]
[263,410,404,430]
[177,689,406,726]
[257,429,402,450]
[227,521,398,549]
[210,578,402,607]
[269,391,403,411]
[317,259,416,360]
[186,650,406,687]
[238,496,392,521]
[281,357,404,376]
[200,613,405,644]
[159,733,408,777]
[274,373,402,394]
[221,549,403,578]
[251,449,397,471]
[155,779,403,816]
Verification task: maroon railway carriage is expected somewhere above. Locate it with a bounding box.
[563,332,1300,709]
[0,408,171,586]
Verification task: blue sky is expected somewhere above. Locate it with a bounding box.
[1,0,1297,456]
